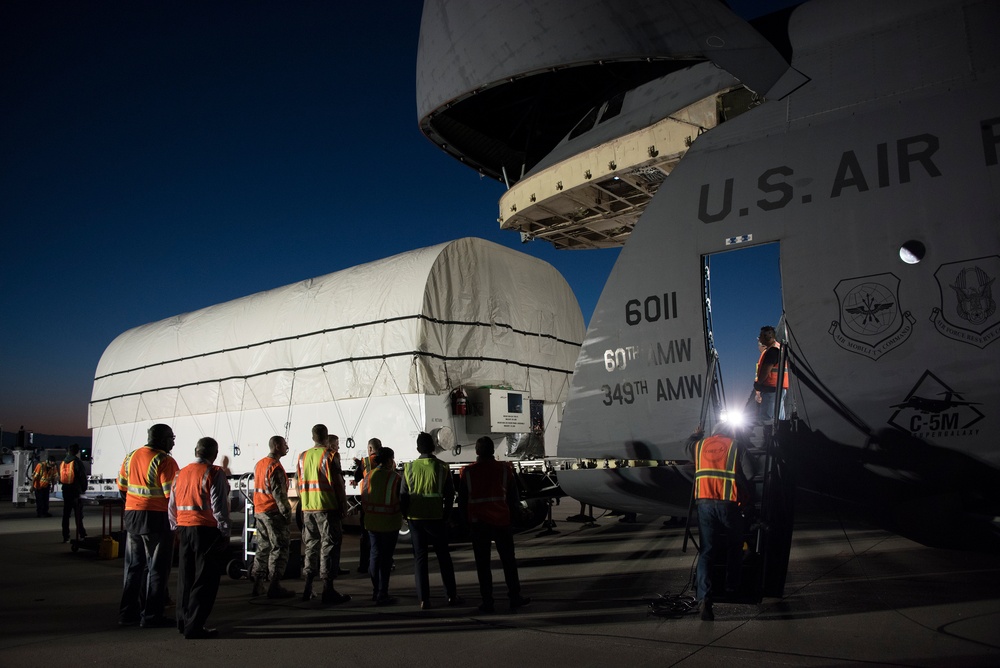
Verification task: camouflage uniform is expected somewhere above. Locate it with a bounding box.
[251,454,295,597]
[253,512,291,580]
[301,510,343,582]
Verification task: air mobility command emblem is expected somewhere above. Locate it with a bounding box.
[830,273,914,360]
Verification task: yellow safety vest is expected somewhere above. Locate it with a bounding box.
[297,446,340,512]
[403,458,449,520]
[362,467,402,532]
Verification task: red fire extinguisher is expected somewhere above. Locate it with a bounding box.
[452,387,468,416]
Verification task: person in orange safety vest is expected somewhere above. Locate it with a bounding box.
[32,455,58,517]
[60,443,88,543]
[754,325,789,444]
[688,423,751,621]
[458,436,530,614]
[250,435,296,599]
[117,424,179,628]
[169,436,230,639]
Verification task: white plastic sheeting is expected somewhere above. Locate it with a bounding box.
[89,237,584,477]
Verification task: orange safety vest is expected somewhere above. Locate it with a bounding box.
[693,435,740,502]
[253,456,287,513]
[118,446,179,512]
[59,460,75,485]
[297,446,340,512]
[756,344,789,390]
[461,458,514,526]
[361,467,402,532]
[33,463,52,490]
[358,455,376,494]
[173,462,222,527]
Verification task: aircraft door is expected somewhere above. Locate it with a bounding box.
[701,242,794,599]
[702,242,784,430]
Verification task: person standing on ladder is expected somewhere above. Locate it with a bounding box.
[250,435,295,599]
[754,325,789,445]
[296,424,351,604]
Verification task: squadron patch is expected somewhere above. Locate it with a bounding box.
[888,370,983,438]
[830,273,914,359]
[930,256,1000,348]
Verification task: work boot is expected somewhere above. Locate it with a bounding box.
[301,575,315,601]
[321,580,352,605]
[700,600,715,621]
[251,574,266,597]
[510,596,531,610]
[267,578,296,599]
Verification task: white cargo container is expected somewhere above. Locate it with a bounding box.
[88,237,584,488]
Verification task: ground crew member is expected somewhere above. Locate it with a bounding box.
[296,424,351,604]
[33,455,58,517]
[401,431,462,610]
[352,437,382,573]
[689,423,749,621]
[361,447,402,605]
[754,325,789,443]
[326,434,350,577]
[60,443,88,543]
[117,424,179,628]
[250,435,295,599]
[458,436,530,614]
[169,437,229,640]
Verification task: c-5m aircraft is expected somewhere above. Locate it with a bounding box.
[416,0,1000,562]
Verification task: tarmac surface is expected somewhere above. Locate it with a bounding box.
[1,496,998,667]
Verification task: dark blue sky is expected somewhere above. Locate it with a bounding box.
[1,1,782,438]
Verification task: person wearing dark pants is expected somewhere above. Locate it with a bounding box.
[169,437,230,639]
[401,432,462,610]
[458,436,530,614]
[468,522,521,612]
[33,456,57,517]
[352,438,382,573]
[689,423,750,621]
[60,444,88,542]
[362,447,401,605]
[118,424,179,628]
[175,525,227,639]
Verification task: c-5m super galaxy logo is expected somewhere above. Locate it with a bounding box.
[930,255,1000,348]
[830,273,914,360]
[888,370,983,438]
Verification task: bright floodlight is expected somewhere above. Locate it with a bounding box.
[719,409,745,427]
